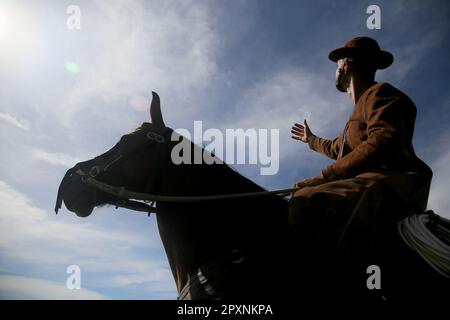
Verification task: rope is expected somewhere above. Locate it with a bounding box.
[397,213,450,278]
[82,175,299,203]
[77,170,301,202]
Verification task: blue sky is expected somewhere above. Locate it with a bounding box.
[0,0,449,299]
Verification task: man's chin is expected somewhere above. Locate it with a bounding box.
[335,80,347,92]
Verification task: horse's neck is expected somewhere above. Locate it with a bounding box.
[159,137,263,192]
[154,138,288,293]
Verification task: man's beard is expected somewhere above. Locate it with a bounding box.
[335,67,347,92]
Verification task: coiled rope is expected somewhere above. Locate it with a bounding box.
[397,213,450,278]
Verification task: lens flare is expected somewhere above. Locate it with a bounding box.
[65,61,80,74]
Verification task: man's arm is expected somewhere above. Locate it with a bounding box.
[307,134,344,160]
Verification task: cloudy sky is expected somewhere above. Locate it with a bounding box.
[0,0,449,299]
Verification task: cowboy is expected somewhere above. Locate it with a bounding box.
[289,37,433,282]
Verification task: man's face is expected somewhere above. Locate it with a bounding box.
[335,58,351,92]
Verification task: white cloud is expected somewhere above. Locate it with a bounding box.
[385,32,446,82]
[0,180,144,248]
[0,1,220,299]
[0,1,212,297]
[0,0,221,171]
[107,271,168,287]
[31,149,82,168]
[56,0,219,130]
[0,275,107,300]
[227,67,348,133]
[0,180,176,297]
[380,1,450,83]
[220,66,349,172]
[0,112,30,131]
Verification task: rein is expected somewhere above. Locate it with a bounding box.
[77,170,300,214]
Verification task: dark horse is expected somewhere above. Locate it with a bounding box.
[55,92,290,300]
[56,93,449,302]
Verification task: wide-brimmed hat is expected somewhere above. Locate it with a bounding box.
[328,36,393,69]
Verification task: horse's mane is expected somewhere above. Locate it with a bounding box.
[143,123,274,195]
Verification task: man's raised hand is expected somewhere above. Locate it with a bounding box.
[291,119,314,143]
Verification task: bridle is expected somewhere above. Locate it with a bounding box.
[57,126,300,216]
[77,128,167,215]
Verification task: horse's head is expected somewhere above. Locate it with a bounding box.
[55,92,172,217]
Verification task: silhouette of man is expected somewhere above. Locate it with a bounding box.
[289,37,433,272]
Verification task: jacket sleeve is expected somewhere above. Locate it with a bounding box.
[307,134,343,160]
[322,86,406,181]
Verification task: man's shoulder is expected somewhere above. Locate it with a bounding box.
[366,82,411,101]
[360,82,417,117]
[362,82,416,111]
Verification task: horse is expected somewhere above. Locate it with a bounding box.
[55,92,449,302]
[55,92,291,300]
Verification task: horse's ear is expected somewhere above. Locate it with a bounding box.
[150,91,165,127]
